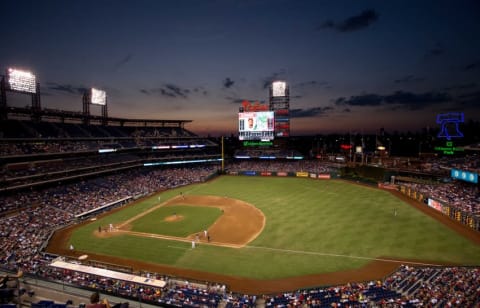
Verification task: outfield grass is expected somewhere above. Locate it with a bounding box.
[69,176,480,280]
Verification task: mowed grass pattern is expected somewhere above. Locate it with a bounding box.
[69,176,480,280]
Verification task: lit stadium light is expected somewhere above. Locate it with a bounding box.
[91,88,106,105]
[7,68,37,93]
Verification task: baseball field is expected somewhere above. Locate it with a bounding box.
[46,176,480,294]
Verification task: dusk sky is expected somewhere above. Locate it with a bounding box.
[1,0,479,136]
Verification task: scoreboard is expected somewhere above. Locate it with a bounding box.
[238,111,274,141]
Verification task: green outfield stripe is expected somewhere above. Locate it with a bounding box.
[245,245,443,266]
[167,245,190,250]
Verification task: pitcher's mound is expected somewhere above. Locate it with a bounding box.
[164,215,184,222]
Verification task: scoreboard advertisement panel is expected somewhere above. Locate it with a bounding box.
[451,168,478,184]
[272,81,286,97]
[238,111,274,141]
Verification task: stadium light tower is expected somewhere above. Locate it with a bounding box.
[83,88,108,125]
[1,68,42,121]
[0,76,6,120]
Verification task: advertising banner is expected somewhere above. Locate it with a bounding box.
[296,172,309,177]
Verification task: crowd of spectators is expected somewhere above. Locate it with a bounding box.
[13,263,479,307]
[383,265,480,307]
[33,265,255,308]
[0,154,138,181]
[363,154,479,177]
[0,165,219,274]
[226,160,335,174]
[262,265,480,307]
[400,182,479,216]
[0,138,215,158]
[433,155,480,173]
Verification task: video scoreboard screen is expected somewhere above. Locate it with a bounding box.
[238,111,274,141]
[7,68,37,94]
[272,81,286,97]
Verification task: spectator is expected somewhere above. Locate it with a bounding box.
[86,291,110,308]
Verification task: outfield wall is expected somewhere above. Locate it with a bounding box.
[226,170,340,179]
[399,185,480,231]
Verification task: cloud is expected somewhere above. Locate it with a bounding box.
[457,91,480,100]
[394,75,425,84]
[226,97,264,104]
[294,80,329,89]
[462,61,479,71]
[318,9,379,32]
[425,43,444,58]
[456,91,480,108]
[223,77,235,89]
[290,106,333,118]
[262,70,287,89]
[113,53,133,70]
[335,90,452,110]
[46,82,88,95]
[443,83,477,91]
[139,83,190,98]
[335,94,383,106]
[193,87,208,95]
[165,84,189,98]
[384,91,451,109]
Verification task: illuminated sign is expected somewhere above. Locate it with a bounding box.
[296,172,309,177]
[7,68,36,93]
[340,144,352,150]
[243,140,273,147]
[427,198,443,212]
[434,141,464,155]
[272,81,286,97]
[98,148,116,153]
[318,174,331,179]
[436,112,464,140]
[91,88,106,105]
[241,100,269,112]
[451,168,478,184]
[143,158,222,166]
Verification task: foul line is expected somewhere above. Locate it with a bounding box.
[245,245,443,267]
[115,229,444,267]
